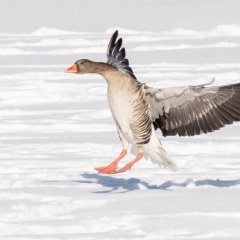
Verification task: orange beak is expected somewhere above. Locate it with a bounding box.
[65,64,78,73]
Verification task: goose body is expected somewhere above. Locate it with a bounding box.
[65,31,240,174]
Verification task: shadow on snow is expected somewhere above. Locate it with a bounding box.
[80,173,240,193]
[77,173,158,193]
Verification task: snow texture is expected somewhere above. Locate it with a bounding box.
[0,1,240,239]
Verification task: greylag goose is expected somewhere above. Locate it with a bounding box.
[65,30,240,174]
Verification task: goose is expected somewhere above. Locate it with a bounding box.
[65,30,240,174]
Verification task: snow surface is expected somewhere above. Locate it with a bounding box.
[0,2,240,239]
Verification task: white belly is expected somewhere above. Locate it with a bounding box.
[107,89,135,144]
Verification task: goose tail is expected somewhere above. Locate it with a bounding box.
[144,125,178,171]
[147,145,178,171]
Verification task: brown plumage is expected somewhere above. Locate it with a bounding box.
[65,30,240,174]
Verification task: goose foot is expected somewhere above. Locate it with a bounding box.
[115,163,132,173]
[94,163,118,174]
[116,152,144,173]
[94,149,127,174]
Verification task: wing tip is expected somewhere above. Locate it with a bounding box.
[107,30,137,80]
[112,30,118,41]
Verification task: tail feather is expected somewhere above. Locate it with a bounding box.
[131,124,178,171]
[148,145,178,171]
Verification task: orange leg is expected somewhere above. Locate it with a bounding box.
[116,152,143,174]
[94,149,127,174]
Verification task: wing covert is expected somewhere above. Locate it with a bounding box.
[144,81,240,137]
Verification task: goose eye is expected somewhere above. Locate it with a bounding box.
[81,62,84,65]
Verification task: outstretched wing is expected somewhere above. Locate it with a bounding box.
[144,80,240,137]
[107,30,137,80]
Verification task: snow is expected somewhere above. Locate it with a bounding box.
[0,1,240,239]
[162,24,240,38]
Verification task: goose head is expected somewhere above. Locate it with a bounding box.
[65,59,97,74]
